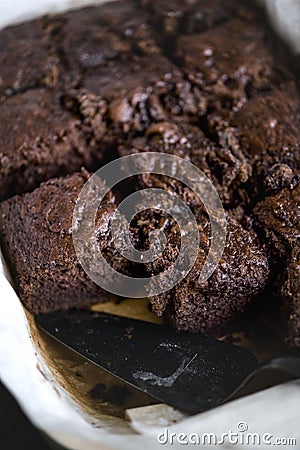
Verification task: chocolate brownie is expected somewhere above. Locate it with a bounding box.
[0,0,300,345]
[45,1,164,90]
[119,121,251,208]
[253,184,300,346]
[278,247,300,348]
[0,171,134,314]
[61,5,203,136]
[0,88,109,201]
[254,184,300,258]
[132,205,269,336]
[63,54,201,146]
[0,17,62,102]
[207,83,300,201]
[52,2,202,147]
[176,18,292,112]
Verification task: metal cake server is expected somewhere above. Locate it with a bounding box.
[36,311,300,413]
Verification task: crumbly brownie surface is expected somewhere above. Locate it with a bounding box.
[119,121,251,208]
[0,171,133,314]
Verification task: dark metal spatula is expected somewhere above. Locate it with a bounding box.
[36,311,300,413]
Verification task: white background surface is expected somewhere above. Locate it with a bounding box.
[0,1,300,449]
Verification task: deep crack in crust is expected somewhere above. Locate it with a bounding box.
[0,0,299,344]
[119,121,252,208]
[0,171,136,314]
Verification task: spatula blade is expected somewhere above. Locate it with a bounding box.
[36,311,258,413]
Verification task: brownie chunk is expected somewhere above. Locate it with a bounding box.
[0,88,109,201]
[278,247,300,348]
[119,121,251,208]
[254,184,300,346]
[0,18,61,102]
[176,18,291,112]
[132,206,269,336]
[0,171,133,314]
[208,84,300,200]
[254,184,300,258]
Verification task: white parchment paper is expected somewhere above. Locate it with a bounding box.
[0,1,300,449]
